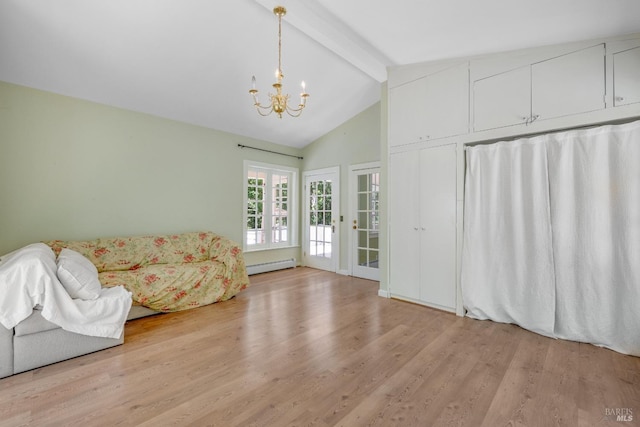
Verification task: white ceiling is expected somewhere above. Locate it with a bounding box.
[1,0,639,148]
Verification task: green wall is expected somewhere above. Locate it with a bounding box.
[0,80,385,286]
[0,81,302,266]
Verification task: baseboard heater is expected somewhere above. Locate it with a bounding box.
[246,258,296,275]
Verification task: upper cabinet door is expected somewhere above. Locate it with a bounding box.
[389,62,469,147]
[423,62,469,141]
[473,66,530,131]
[473,44,606,132]
[613,46,640,107]
[389,76,428,146]
[532,44,605,120]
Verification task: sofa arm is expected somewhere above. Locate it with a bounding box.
[208,235,246,278]
[0,324,13,379]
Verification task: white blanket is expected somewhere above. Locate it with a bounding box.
[0,243,132,339]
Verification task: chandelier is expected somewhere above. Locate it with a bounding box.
[249,6,309,118]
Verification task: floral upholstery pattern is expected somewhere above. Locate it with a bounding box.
[46,232,249,312]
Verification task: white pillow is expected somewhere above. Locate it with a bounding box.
[56,248,102,300]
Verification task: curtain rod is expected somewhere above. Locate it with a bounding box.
[237,144,303,160]
[464,117,640,149]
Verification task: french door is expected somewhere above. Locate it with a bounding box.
[349,163,380,281]
[303,167,339,272]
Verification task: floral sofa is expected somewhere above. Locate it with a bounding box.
[45,231,250,312]
[0,231,249,379]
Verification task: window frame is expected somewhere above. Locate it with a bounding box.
[243,160,298,252]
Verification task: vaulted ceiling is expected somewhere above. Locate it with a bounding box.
[1,1,639,148]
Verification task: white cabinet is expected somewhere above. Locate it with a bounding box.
[389,151,420,300]
[389,63,469,147]
[473,66,530,130]
[389,144,457,311]
[613,46,640,106]
[386,34,640,317]
[532,44,605,119]
[473,44,605,131]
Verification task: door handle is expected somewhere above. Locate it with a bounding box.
[332,225,336,233]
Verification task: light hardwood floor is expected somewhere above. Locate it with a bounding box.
[0,267,638,426]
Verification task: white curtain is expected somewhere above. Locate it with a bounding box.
[462,120,640,356]
[462,138,556,338]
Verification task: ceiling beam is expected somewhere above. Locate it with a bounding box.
[255,0,388,82]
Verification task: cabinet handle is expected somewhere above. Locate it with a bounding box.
[413,227,418,231]
[616,96,625,102]
[524,114,539,126]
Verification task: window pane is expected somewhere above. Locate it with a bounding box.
[358,231,367,247]
[369,250,379,267]
[358,174,368,192]
[358,249,367,266]
[358,193,368,210]
[358,212,368,229]
[246,165,296,249]
[370,232,379,249]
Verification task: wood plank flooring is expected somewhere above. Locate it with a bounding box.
[0,267,638,426]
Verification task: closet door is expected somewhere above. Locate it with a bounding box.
[389,63,469,146]
[473,66,531,131]
[422,62,469,141]
[388,78,427,146]
[532,44,605,119]
[389,145,457,311]
[613,46,640,106]
[419,145,457,310]
[389,151,420,300]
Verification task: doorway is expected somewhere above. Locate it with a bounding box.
[349,163,380,281]
[303,167,339,272]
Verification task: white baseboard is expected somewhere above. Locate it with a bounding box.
[377,289,390,298]
[337,269,350,276]
[246,258,296,275]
